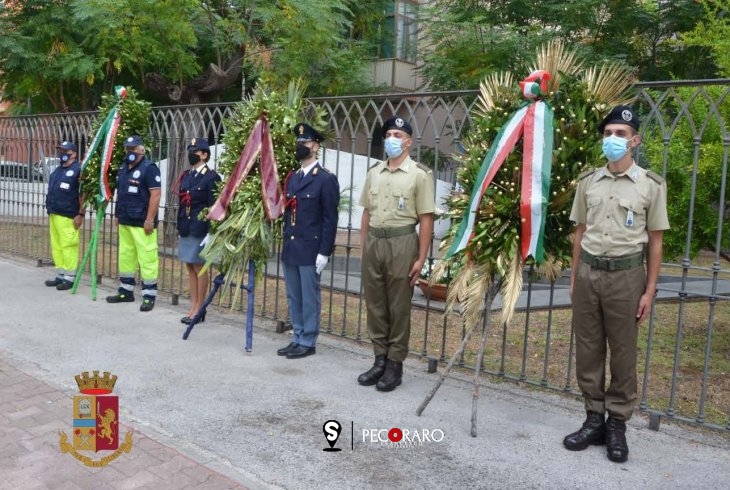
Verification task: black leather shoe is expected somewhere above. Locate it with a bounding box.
[45,278,62,287]
[563,411,606,451]
[56,280,73,291]
[277,342,297,356]
[357,355,386,386]
[376,359,403,392]
[606,417,629,463]
[286,345,316,359]
[106,293,135,303]
[139,298,155,312]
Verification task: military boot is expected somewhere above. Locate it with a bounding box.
[357,355,386,386]
[563,411,606,451]
[376,359,403,392]
[605,417,629,463]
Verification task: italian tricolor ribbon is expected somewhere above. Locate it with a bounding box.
[207,115,284,221]
[79,85,126,204]
[446,70,554,263]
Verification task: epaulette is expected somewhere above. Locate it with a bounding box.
[646,170,664,184]
[416,162,433,174]
[578,168,596,181]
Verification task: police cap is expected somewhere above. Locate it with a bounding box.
[598,105,640,134]
[187,137,210,152]
[293,123,324,143]
[382,116,413,137]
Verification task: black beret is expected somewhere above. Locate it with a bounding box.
[382,116,413,137]
[598,105,640,134]
[187,137,210,152]
[293,123,324,143]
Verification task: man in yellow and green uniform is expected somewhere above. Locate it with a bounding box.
[106,135,161,312]
[45,141,84,290]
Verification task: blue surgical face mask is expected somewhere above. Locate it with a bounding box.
[602,135,630,162]
[384,136,404,158]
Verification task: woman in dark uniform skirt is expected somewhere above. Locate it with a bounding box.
[176,137,221,324]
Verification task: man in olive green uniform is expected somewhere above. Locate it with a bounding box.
[564,106,669,463]
[357,116,435,392]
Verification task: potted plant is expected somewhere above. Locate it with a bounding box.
[418,258,456,301]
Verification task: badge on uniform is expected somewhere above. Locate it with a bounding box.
[398,195,405,210]
[128,186,139,194]
[626,209,634,227]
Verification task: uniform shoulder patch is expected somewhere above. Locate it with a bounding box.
[646,170,664,184]
[416,162,433,174]
[578,168,596,181]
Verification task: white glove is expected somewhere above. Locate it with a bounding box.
[315,254,329,274]
[200,233,211,247]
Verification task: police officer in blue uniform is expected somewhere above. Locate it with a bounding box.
[176,137,221,324]
[277,123,340,359]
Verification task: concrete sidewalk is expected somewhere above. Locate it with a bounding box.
[1,254,729,489]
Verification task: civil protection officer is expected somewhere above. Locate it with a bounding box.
[565,106,669,463]
[277,123,340,359]
[44,141,84,290]
[106,135,162,312]
[357,116,435,391]
[176,137,221,324]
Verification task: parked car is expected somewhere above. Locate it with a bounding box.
[0,161,44,182]
[35,157,61,182]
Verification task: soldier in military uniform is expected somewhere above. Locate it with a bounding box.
[176,137,221,324]
[357,116,435,391]
[106,135,161,312]
[44,141,84,290]
[564,106,669,463]
[277,123,340,359]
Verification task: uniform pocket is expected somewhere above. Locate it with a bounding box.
[586,196,602,222]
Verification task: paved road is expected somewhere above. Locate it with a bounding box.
[1,254,729,489]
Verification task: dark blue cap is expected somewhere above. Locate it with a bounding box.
[293,123,324,143]
[382,116,413,137]
[187,137,210,152]
[598,105,640,133]
[56,141,78,152]
[123,135,144,147]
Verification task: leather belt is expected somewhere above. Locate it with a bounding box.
[580,250,644,271]
[369,225,416,238]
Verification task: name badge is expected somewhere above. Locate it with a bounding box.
[626,209,634,227]
[128,186,139,194]
[59,182,70,190]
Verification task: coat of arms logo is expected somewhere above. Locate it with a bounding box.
[58,371,134,467]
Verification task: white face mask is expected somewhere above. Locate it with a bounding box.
[384,136,404,158]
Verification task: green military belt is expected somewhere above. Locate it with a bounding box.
[580,250,644,271]
[369,224,416,238]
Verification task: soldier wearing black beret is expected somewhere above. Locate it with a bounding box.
[564,106,669,463]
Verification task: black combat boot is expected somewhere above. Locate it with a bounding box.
[563,411,606,451]
[605,417,629,463]
[375,359,403,392]
[357,355,386,386]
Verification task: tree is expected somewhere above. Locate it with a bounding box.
[0,0,389,112]
[680,0,730,76]
[417,0,716,91]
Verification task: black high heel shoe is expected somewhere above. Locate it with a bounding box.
[181,311,206,325]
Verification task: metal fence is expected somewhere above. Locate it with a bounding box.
[1,81,729,433]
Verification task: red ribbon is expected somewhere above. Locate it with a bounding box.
[207,115,284,221]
